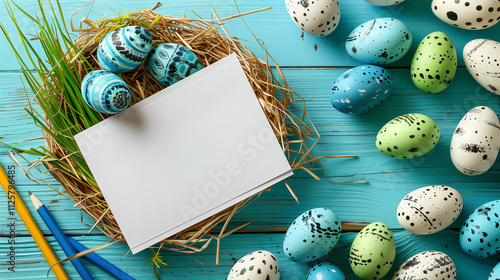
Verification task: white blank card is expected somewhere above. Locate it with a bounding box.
[75,54,293,253]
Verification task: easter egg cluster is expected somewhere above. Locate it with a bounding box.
[81,26,203,114]
[287,0,500,175]
[224,0,500,279]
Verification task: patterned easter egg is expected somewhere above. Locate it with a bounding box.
[227,250,280,280]
[411,31,457,93]
[349,222,396,280]
[450,106,500,176]
[397,185,463,235]
[283,208,342,263]
[392,251,456,280]
[146,43,204,87]
[432,0,500,30]
[285,0,341,36]
[330,65,393,115]
[460,200,500,258]
[364,0,405,6]
[464,39,500,95]
[376,113,440,159]
[346,18,412,64]
[81,70,131,114]
[489,261,500,280]
[306,262,347,280]
[97,26,152,73]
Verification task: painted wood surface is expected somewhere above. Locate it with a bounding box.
[1,0,500,279]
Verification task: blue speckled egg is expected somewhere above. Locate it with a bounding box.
[81,70,131,114]
[146,43,204,87]
[306,262,347,280]
[460,200,500,258]
[346,18,412,64]
[330,65,392,115]
[283,208,342,263]
[97,26,152,73]
[489,261,500,280]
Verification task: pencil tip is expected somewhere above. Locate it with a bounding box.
[27,190,32,196]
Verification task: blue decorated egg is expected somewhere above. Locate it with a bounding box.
[460,200,500,258]
[81,70,131,114]
[489,261,500,280]
[283,208,342,263]
[146,43,204,87]
[97,26,152,73]
[330,65,392,115]
[346,18,412,64]
[306,262,347,280]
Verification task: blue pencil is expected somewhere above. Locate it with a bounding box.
[67,237,136,280]
[29,192,94,280]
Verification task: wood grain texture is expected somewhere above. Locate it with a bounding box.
[1,0,500,279]
[2,0,500,70]
[1,231,500,279]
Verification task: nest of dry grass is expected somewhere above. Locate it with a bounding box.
[6,2,359,262]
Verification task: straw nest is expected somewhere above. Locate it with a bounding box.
[10,3,355,261]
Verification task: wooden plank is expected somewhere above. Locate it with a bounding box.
[2,68,500,233]
[1,0,500,70]
[0,231,498,279]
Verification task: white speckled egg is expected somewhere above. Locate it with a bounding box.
[364,0,405,6]
[81,70,131,114]
[397,185,463,235]
[330,65,393,115]
[306,262,347,280]
[432,0,500,30]
[464,39,500,95]
[460,200,500,258]
[489,261,500,279]
[392,251,456,280]
[227,250,280,280]
[283,208,342,263]
[146,43,204,87]
[346,18,412,65]
[284,0,341,36]
[349,222,395,280]
[450,106,500,176]
[97,26,152,73]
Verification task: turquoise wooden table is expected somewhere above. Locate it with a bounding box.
[1,0,500,279]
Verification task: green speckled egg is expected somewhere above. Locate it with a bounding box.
[376,113,440,159]
[349,222,396,280]
[411,31,457,93]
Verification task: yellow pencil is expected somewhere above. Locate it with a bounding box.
[0,162,70,280]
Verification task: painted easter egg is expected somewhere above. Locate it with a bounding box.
[460,200,500,258]
[81,70,131,114]
[392,251,456,280]
[432,0,500,30]
[489,261,500,280]
[97,26,152,73]
[349,222,396,280]
[450,106,500,176]
[464,39,500,95]
[330,65,393,115]
[364,0,405,6]
[411,31,457,93]
[283,208,342,263]
[227,250,280,280]
[376,113,440,159]
[306,262,347,280]
[346,18,412,65]
[397,185,463,235]
[284,0,341,36]
[146,43,204,87]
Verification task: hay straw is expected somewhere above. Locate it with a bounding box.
[7,2,361,261]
